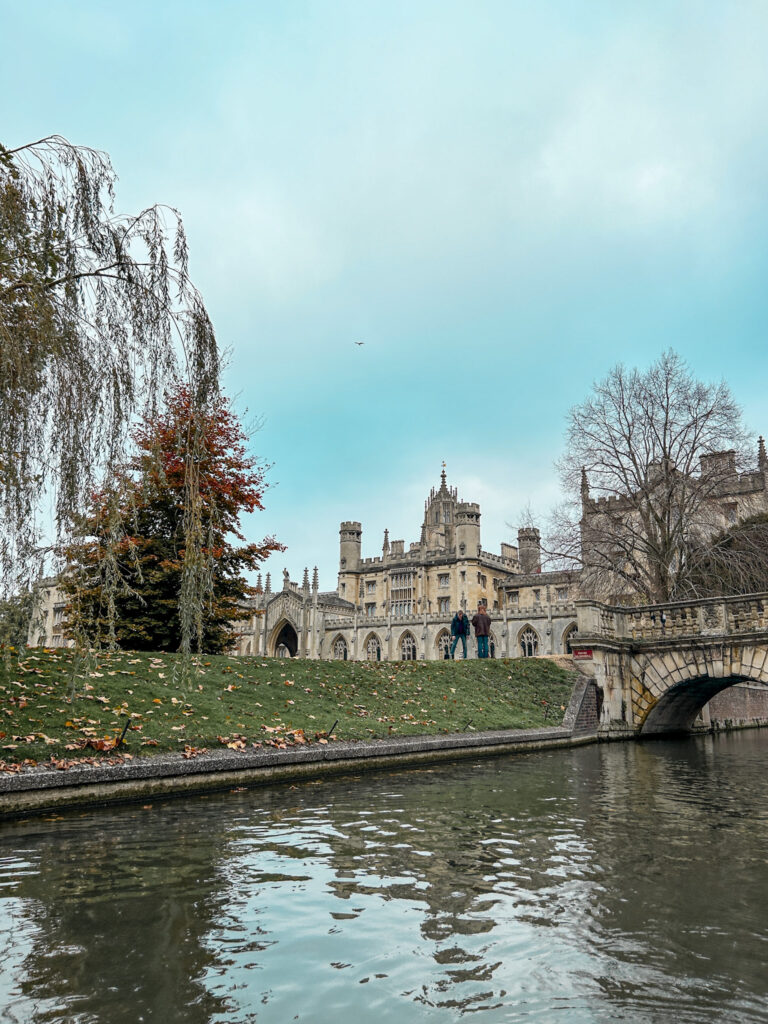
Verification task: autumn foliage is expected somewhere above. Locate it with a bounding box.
[63,385,282,652]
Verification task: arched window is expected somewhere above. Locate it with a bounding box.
[366,634,382,661]
[489,632,497,659]
[400,632,417,661]
[436,629,451,659]
[519,626,539,658]
[563,623,578,654]
[333,636,348,661]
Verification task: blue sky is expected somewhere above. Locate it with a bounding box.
[4,1,768,587]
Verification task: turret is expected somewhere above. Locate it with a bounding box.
[339,521,362,571]
[455,502,481,558]
[580,467,590,505]
[517,527,541,574]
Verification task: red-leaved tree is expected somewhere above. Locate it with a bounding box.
[64,385,282,653]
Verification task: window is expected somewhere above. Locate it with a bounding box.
[366,635,381,661]
[366,580,376,594]
[508,591,519,605]
[333,636,348,661]
[438,573,450,588]
[390,572,414,617]
[400,632,417,660]
[436,630,451,659]
[438,597,450,614]
[442,506,450,524]
[340,583,346,596]
[460,570,466,581]
[556,587,568,601]
[519,627,539,658]
[53,605,65,625]
[365,603,376,617]
[564,624,578,654]
[533,589,541,603]
[723,502,738,524]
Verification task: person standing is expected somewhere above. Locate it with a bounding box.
[472,604,492,658]
[450,609,470,659]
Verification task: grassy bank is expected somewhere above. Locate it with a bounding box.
[0,648,576,770]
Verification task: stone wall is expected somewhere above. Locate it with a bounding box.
[705,683,768,728]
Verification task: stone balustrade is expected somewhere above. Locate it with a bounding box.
[576,593,768,643]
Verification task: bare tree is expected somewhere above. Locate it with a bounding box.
[0,136,220,651]
[550,351,758,603]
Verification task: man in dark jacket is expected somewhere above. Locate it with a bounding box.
[472,604,492,658]
[450,609,470,659]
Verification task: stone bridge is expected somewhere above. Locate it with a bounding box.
[572,593,768,737]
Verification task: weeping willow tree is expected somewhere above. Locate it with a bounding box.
[0,135,220,652]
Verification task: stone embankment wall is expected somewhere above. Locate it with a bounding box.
[704,683,768,729]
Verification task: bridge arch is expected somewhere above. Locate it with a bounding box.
[640,676,751,734]
[634,648,768,735]
[575,594,768,737]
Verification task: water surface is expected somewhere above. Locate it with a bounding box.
[2,731,767,1022]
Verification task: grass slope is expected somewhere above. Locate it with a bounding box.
[0,648,576,770]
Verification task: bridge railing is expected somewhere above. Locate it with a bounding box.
[576,592,768,642]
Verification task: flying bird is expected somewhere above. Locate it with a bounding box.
[354,341,364,346]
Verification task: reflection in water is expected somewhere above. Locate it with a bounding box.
[1,731,768,1023]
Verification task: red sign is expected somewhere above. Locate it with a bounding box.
[572,648,593,660]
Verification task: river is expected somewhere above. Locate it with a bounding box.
[1,731,767,1023]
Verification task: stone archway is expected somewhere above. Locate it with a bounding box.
[640,675,756,735]
[271,619,298,658]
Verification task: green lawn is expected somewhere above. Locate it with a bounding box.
[0,648,576,769]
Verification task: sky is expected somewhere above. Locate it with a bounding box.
[3,0,768,589]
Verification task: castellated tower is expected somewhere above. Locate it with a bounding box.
[339,521,362,571]
[517,527,541,574]
[455,502,481,558]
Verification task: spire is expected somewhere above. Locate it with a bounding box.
[382,528,390,556]
[580,466,590,501]
[312,566,319,592]
[255,572,263,594]
[302,567,310,591]
[759,436,767,471]
[441,461,447,488]
[265,572,272,594]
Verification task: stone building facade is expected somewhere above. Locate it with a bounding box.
[579,439,768,599]
[26,580,71,649]
[233,470,581,661]
[31,448,768,661]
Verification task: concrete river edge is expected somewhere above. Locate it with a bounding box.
[0,675,763,820]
